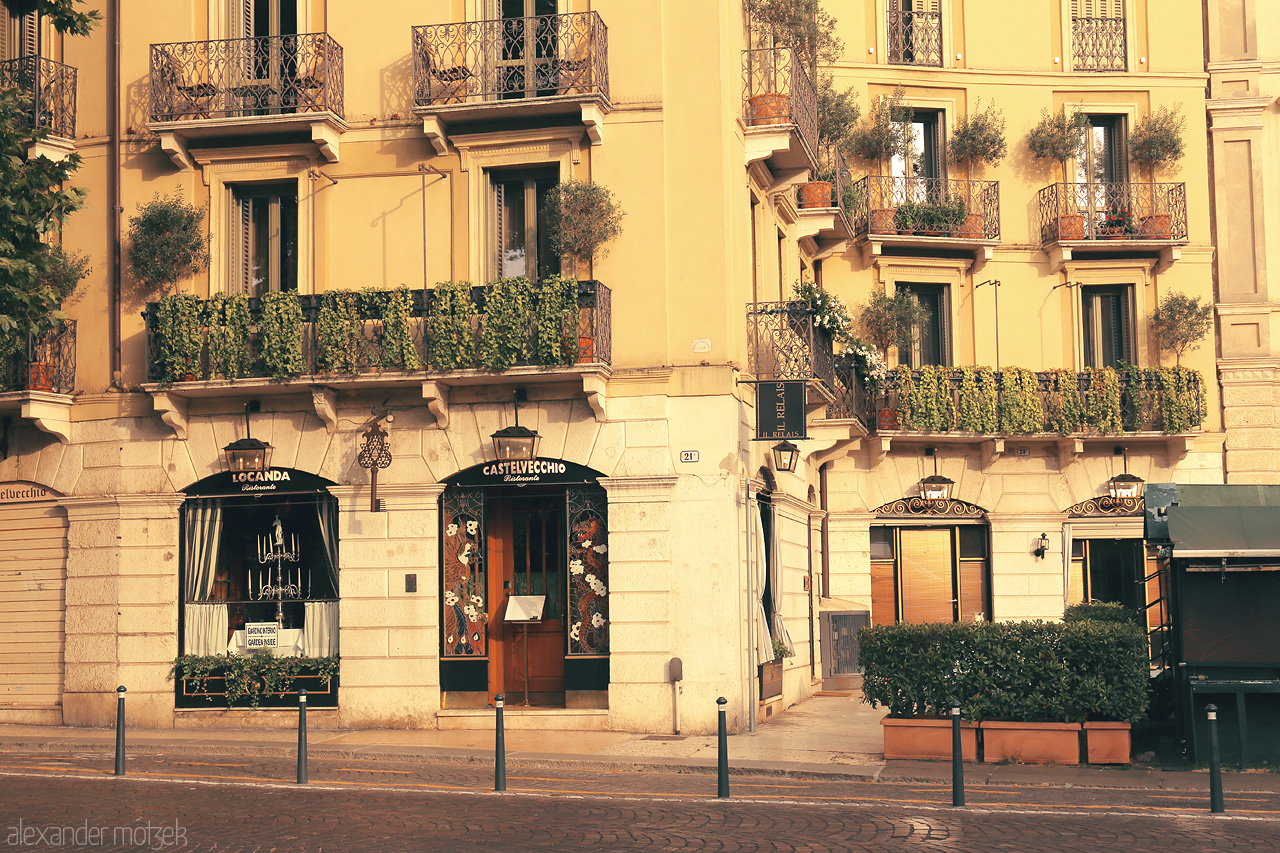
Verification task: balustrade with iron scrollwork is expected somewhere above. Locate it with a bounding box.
[0,56,77,139]
[1038,182,1187,244]
[746,301,836,395]
[1072,16,1127,71]
[887,7,942,67]
[741,47,818,161]
[149,33,344,122]
[1,321,76,394]
[412,12,608,107]
[847,175,1000,241]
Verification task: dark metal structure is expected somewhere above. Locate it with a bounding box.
[412,12,608,106]
[149,33,345,122]
[0,55,77,138]
[741,47,818,161]
[1038,182,1188,243]
[142,282,610,382]
[0,320,76,394]
[1072,15,1127,71]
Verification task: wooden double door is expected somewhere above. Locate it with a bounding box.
[486,489,565,705]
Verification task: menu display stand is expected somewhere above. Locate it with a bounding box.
[504,595,545,706]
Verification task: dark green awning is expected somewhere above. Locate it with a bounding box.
[1168,505,1280,558]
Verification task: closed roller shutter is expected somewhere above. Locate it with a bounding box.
[0,499,68,708]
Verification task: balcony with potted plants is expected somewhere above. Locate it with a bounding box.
[411,11,610,155]
[148,32,346,169]
[0,320,77,444]
[855,363,1206,466]
[847,175,1000,263]
[139,279,613,440]
[1037,180,1188,271]
[0,54,78,161]
[794,144,853,255]
[741,46,818,174]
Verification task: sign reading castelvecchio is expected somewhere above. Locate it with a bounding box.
[0,483,50,503]
[448,458,600,488]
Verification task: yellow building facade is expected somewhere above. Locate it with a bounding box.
[0,1,1261,734]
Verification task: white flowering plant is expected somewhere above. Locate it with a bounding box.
[792,281,853,346]
[836,338,890,391]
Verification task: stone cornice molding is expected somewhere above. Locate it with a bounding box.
[598,475,677,502]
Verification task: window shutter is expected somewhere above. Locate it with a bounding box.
[237,0,253,39]
[1118,287,1133,363]
[939,285,951,366]
[494,179,505,278]
[19,10,36,58]
[233,194,251,294]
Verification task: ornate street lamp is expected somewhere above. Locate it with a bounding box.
[358,421,393,512]
[491,389,540,462]
[919,474,955,502]
[771,440,800,473]
[223,403,272,473]
[1106,446,1144,499]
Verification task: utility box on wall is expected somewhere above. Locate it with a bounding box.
[820,611,869,689]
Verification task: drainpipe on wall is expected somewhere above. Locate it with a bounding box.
[108,0,122,390]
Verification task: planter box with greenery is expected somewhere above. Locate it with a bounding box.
[858,618,1149,765]
[170,652,339,709]
[881,716,977,761]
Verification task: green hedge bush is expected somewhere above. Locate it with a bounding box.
[1062,602,1141,626]
[857,620,1149,723]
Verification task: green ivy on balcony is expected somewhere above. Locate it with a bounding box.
[868,365,1205,436]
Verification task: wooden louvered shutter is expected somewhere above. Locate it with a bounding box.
[900,528,954,624]
[494,179,505,279]
[19,9,36,58]
[0,496,68,709]
[232,192,251,295]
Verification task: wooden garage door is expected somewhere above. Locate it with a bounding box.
[0,498,68,708]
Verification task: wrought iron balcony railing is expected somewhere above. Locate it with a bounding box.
[1072,16,1126,71]
[149,33,344,123]
[887,8,942,67]
[747,300,835,391]
[412,12,608,107]
[741,47,818,160]
[797,144,851,221]
[846,176,1000,241]
[0,56,77,139]
[825,364,869,425]
[143,281,609,383]
[1038,182,1187,244]
[869,367,1205,435]
[1,321,76,394]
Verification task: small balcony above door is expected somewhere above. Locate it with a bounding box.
[0,55,78,161]
[148,33,346,169]
[411,10,611,155]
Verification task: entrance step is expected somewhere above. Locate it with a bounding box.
[820,674,863,693]
[437,707,610,731]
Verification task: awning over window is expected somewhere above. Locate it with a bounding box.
[1168,505,1280,559]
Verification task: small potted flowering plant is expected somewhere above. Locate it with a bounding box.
[792,280,853,348]
[1098,204,1135,238]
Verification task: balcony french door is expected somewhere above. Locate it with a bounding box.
[232,0,299,114]
[496,0,558,100]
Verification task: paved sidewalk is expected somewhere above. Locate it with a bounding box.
[1,693,1277,794]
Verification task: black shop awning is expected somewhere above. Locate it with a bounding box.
[1168,505,1280,560]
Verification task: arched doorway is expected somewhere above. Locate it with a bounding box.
[439,459,608,708]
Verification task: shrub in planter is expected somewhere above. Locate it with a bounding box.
[478,276,535,370]
[1151,291,1212,367]
[1063,601,1141,626]
[533,275,581,366]
[317,289,361,375]
[127,191,210,294]
[948,99,1007,173]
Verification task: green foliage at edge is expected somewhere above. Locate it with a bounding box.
[534,275,581,366]
[258,290,304,379]
[479,276,534,370]
[153,293,202,383]
[169,652,339,709]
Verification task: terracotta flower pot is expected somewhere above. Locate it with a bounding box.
[1056,214,1085,241]
[869,209,896,234]
[981,721,1081,765]
[22,362,54,392]
[1084,721,1131,764]
[877,408,900,430]
[748,93,790,126]
[1139,214,1172,239]
[956,213,984,239]
[882,716,977,761]
[798,181,833,209]
[576,334,595,364]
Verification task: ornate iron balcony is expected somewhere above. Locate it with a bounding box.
[142,281,609,383]
[412,12,608,107]
[0,56,77,139]
[1038,182,1187,244]
[847,176,1000,241]
[869,367,1205,435]
[149,33,344,123]
[741,47,818,161]
[887,8,942,67]
[747,300,835,391]
[0,321,76,394]
[1072,16,1126,71]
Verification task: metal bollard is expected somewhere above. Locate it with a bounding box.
[716,697,729,799]
[1207,703,1224,813]
[949,698,965,807]
[494,693,507,792]
[114,686,126,776]
[297,689,308,784]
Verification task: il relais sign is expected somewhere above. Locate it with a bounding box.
[447,458,600,487]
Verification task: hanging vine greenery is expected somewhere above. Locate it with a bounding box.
[886,365,915,428]
[259,290,304,379]
[317,289,360,374]
[901,365,956,432]
[1156,366,1205,434]
[427,280,477,371]
[1080,368,1122,434]
[997,367,1045,434]
[534,275,581,366]
[1117,363,1152,431]
[202,292,251,380]
[479,276,535,370]
[954,366,998,432]
[376,285,423,371]
[153,292,203,383]
[1042,369,1083,435]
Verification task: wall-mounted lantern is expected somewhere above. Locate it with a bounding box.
[771,440,800,473]
[223,403,272,473]
[1033,532,1050,558]
[491,389,540,462]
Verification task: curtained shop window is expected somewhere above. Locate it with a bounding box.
[755,493,793,664]
[180,495,339,658]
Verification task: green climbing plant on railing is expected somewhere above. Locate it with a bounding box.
[997,366,1044,434]
[479,276,535,370]
[202,291,251,380]
[427,280,477,371]
[534,275,581,366]
[259,290,305,379]
[376,285,423,371]
[153,293,202,383]
[317,289,361,374]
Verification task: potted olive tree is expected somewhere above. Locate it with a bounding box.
[541,179,624,279]
[127,191,210,294]
[1128,105,1186,238]
[847,85,910,232]
[947,99,1007,238]
[857,285,930,429]
[1026,105,1089,240]
[1151,290,1212,367]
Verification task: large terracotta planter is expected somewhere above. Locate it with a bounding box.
[882,716,977,761]
[1139,214,1171,239]
[1056,214,1085,241]
[955,213,984,239]
[869,208,896,234]
[981,721,1081,765]
[1084,721,1131,764]
[797,181,833,209]
[22,362,54,392]
[748,93,790,126]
